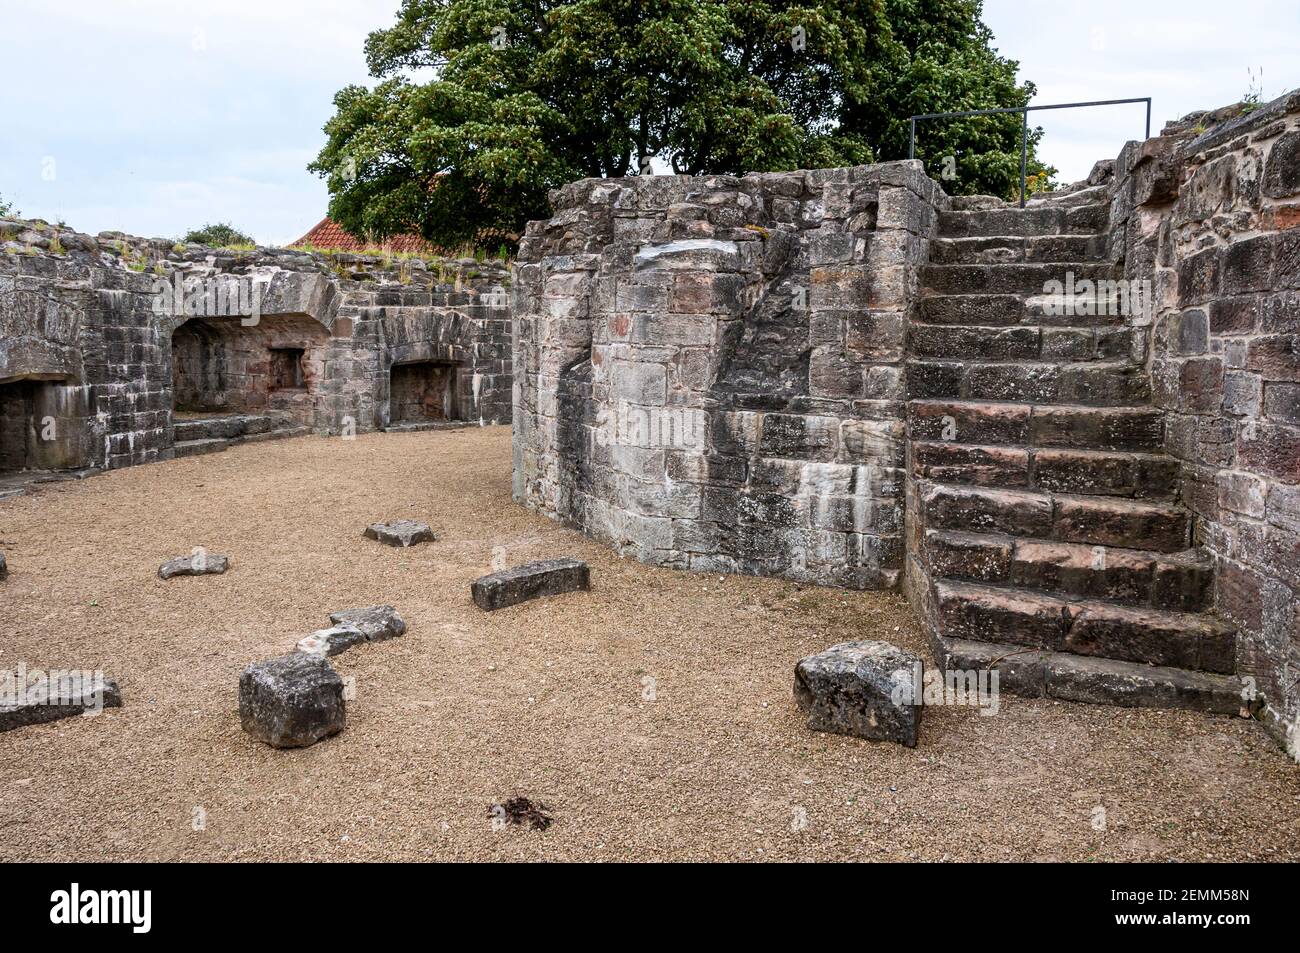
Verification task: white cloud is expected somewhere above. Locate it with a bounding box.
[2,1,1296,237]
[983,0,1299,181]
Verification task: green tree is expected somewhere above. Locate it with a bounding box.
[312,0,1051,248]
[846,0,1054,200]
[181,222,256,247]
[0,193,18,218]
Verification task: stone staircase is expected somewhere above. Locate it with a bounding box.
[907,186,1246,715]
[171,411,309,458]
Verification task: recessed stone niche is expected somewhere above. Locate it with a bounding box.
[390,360,460,422]
[169,314,329,425]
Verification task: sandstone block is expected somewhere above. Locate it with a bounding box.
[364,520,436,547]
[297,625,366,657]
[328,605,407,641]
[0,673,122,733]
[239,653,345,749]
[158,552,230,579]
[793,640,922,746]
[471,558,590,611]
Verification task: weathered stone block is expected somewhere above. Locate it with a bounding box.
[926,529,1012,581]
[364,520,436,547]
[0,673,121,733]
[471,558,590,610]
[327,605,407,642]
[297,625,366,657]
[1238,421,1300,481]
[1209,295,1259,334]
[238,653,345,749]
[793,640,923,746]
[1263,129,1300,198]
[158,552,230,579]
[1265,382,1300,423]
[1221,235,1275,294]
[1176,247,1221,305]
[1247,335,1300,382]
[1218,470,1268,518]
[610,360,667,404]
[1224,371,1263,416]
[923,484,1053,537]
[758,414,839,460]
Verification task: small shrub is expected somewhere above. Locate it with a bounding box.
[182,222,255,247]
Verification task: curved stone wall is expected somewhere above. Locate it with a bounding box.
[513,162,944,588]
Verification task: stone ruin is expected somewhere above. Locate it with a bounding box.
[512,90,1300,757]
[2,88,1298,760]
[0,228,512,482]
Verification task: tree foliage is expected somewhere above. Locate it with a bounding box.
[312,0,1052,247]
[0,193,18,218]
[181,222,256,247]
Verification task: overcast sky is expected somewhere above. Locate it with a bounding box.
[1,0,1296,246]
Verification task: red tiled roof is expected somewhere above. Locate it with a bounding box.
[290,217,434,254]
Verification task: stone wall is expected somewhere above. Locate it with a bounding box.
[0,223,512,474]
[1116,90,1300,751]
[512,91,1300,757]
[513,162,943,588]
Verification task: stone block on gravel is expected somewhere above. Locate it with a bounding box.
[296,625,366,658]
[470,558,590,611]
[364,520,436,547]
[0,673,122,733]
[239,653,345,749]
[0,551,7,581]
[328,605,407,641]
[158,552,230,579]
[793,640,923,747]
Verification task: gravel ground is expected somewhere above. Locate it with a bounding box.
[1,425,1297,862]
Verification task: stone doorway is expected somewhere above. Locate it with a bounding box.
[390,361,459,422]
[0,381,39,473]
[0,379,88,474]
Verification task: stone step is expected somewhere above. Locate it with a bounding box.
[919,483,1191,551]
[172,427,310,459]
[924,529,1214,611]
[920,263,1123,296]
[930,633,1245,715]
[933,579,1235,672]
[906,360,1150,405]
[173,437,235,458]
[242,426,311,444]
[1023,184,1111,208]
[910,442,1179,498]
[907,401,1165,452]
[383,420,469,433]
[927,234,1107,265]
[938,204,1109,238]
[919,293,1133,328]
[908,323,1135,362]
[172,412,290,442]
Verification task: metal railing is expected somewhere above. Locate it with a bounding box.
[908,97,1152,208]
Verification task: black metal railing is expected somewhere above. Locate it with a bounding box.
[908,97,1152,208]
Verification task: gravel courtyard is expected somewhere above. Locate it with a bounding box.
[1,425,1297,862]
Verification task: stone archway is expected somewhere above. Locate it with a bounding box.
[169,313,331,427]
